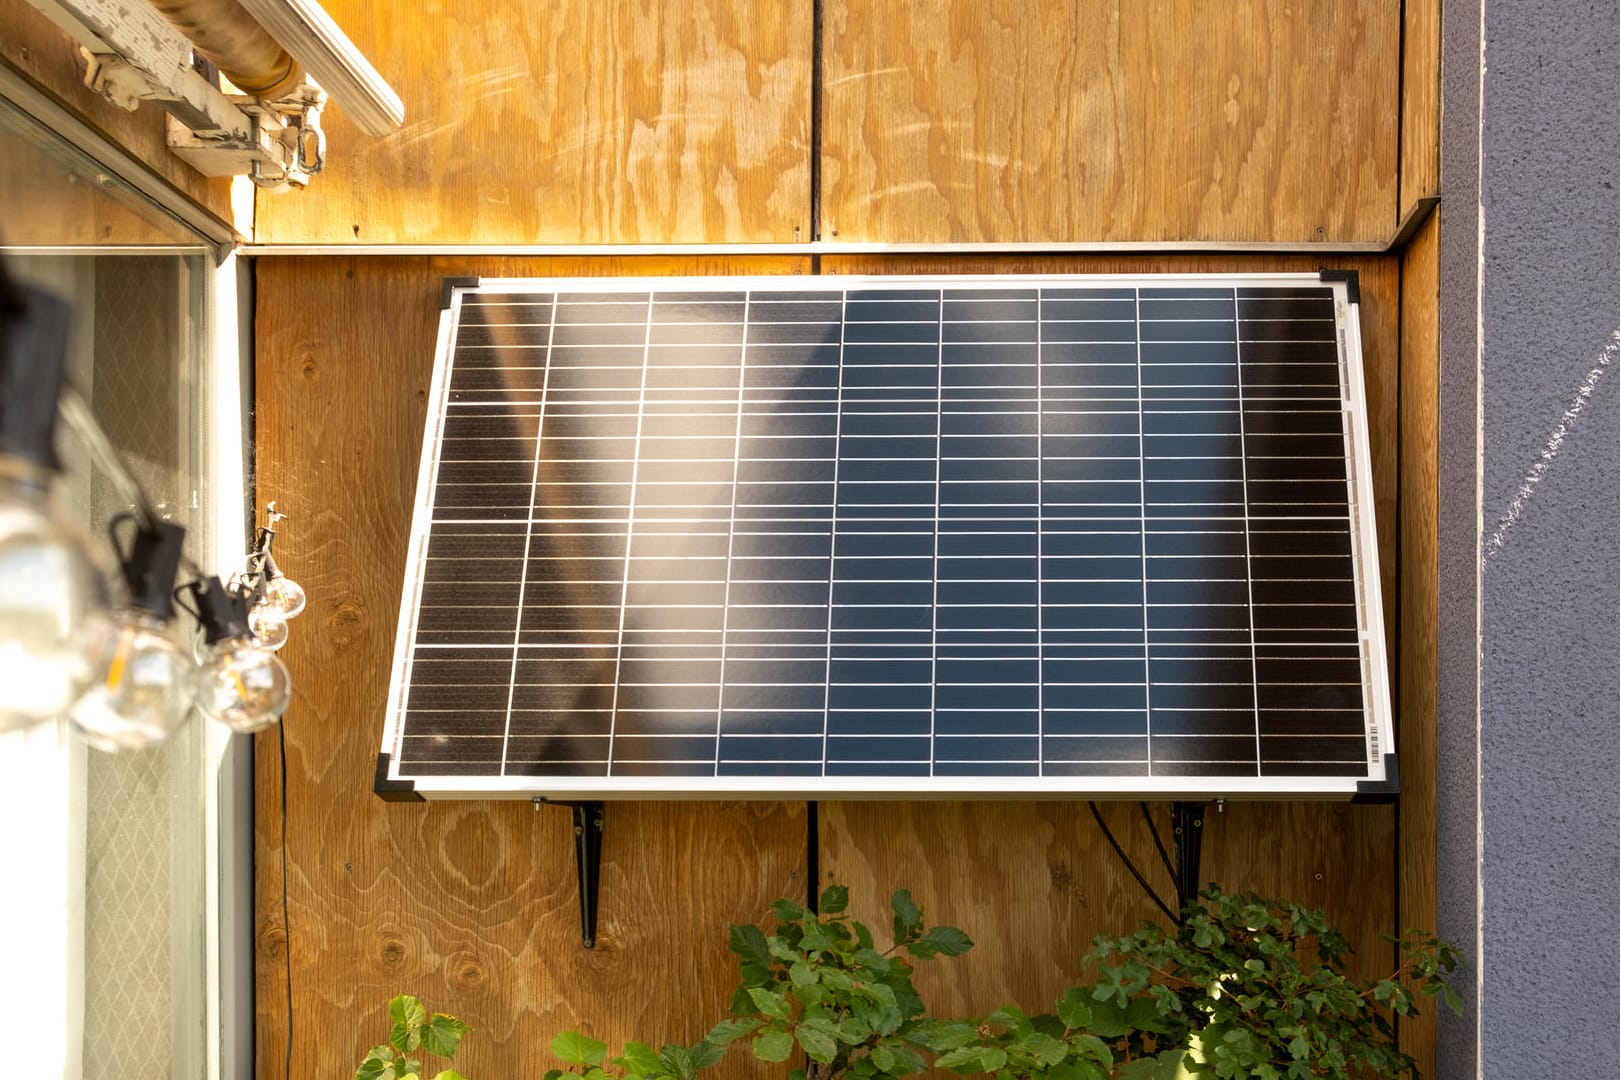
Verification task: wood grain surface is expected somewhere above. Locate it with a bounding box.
[1400,0,1441,209]
[1396,214,1440,1075]
[251,0,812,245]
[0,0,233,227]
[821,1,1400,245]
[253,255,813,1080]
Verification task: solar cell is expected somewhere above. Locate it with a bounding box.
[379,274,1393,799]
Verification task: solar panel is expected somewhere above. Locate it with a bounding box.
[378,273,1393,800]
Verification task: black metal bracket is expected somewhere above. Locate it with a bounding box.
[536,798,604,948]
[1170,801,1207,915]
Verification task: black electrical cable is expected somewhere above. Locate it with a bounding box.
[279,721,293,1080]
[1139,801,1180,896]
[1088,802,1177,924]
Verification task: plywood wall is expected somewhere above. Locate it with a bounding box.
[251,0,814,245]
[821,0,1400,245]
[249,0,1403,248]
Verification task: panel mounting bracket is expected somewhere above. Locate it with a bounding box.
[535,797,604,948]
[1171,801,1207,915]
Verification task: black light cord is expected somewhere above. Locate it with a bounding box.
[1139,801,1180,897]
[279,720,293,1080]
[1088,802,1177,924]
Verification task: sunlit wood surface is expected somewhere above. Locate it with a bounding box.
[252,1,812,244]
[821,1,1399,244]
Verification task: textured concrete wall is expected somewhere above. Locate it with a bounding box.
[1440,0,1620,1074]
[1434,0,1482,1071]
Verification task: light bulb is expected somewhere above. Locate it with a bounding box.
[70,611,195,751]
[260,571,306,619]
[193,634,290,732]
[0,474,113,732]
[247,600,289,651]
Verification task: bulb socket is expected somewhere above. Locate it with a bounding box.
[0,284,72,472]
[114,515,187,620]
[184,575,252,644]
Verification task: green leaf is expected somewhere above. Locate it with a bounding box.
[978,1048,1007,1072]
[916,926,973,957]
[820,884,850,914]
[705,1017,763,1046]
[1443,985,1463,1016]
[924,1021,978,1052]
[796,1025,840,1064]
[1022,1032,1068,1066]
[880,1044,928,1076]
[871,1044,898,1073]
[891,890,923,941]
[987,1005,1030,1034]
[1152,1048,1192,1080]
[772,898,807,923]
[1082,996,1130,1039]
[800,920,834,951]
[422,1014,469,1058]
[356,1045,396,1080]
[690,1040,726,1070]
[429,1072,467,1080]
[747,987,790,1021]
[1057,987,1092,1030]
[658,1044,697,1080]
[931,1047,984,1072]
[390,997,427,1055]
[753,1029,795,1063]
[730,923,773,967]
[617,1042,664,1076]
[552,1031,608,1067]
[790,960,819,987]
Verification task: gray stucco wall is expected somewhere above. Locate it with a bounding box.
[1439,0,1620,1075]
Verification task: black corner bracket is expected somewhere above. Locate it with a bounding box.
[536,798,605,948]
[440,276,480,309]
[1352,754,1401,804]
[373,753,425,802]
[1318,268,1361,304]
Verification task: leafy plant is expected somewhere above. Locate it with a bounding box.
[354,994,470,1080]
[537,880,1463,1080]
[1067,886,1464,1079]
[542,1028,731,1080]
[720,883,973,1080]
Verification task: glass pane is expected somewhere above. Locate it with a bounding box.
[0,94,214,1080]
[0,97,205,248]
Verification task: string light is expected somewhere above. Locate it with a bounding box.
[0,284,114,733]
[182,575,292,733]
[0,265,304,747]
[70,518,195,751]
[232,502,306,652]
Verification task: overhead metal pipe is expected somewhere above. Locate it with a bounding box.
[148,0,302,99]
